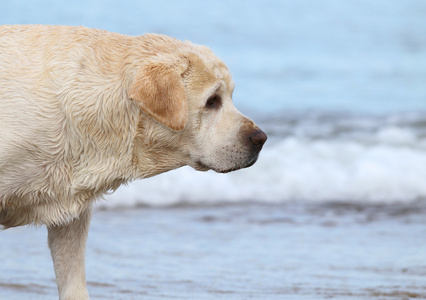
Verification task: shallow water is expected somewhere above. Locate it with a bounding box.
[2,203,426,299]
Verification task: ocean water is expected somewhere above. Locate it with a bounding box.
[1,1,426,299]
[3,203,426,300]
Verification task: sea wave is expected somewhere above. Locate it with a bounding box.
[101,112,426,208]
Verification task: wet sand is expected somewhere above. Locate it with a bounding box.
[1,202,426,299]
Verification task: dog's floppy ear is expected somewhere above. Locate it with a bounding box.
[129,55,189,131]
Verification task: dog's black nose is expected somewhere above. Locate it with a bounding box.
[249,130,267,147]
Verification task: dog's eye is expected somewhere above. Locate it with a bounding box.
[205,95,221,109]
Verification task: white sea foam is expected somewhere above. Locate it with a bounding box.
[101,121,426,208]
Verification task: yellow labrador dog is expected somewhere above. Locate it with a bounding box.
[0,25,266,299]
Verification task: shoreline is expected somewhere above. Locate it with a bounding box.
[2,201,426,299]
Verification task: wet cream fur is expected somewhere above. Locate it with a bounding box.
[0,25,263,299]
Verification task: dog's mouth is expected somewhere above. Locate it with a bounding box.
[218,153,259,173]
[193,160,211,172]
[243,154,259,169]
[194,152,260,174]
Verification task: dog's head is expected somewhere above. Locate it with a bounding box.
[130,35,267,175]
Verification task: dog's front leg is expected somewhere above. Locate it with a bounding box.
[48,205,92,300]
